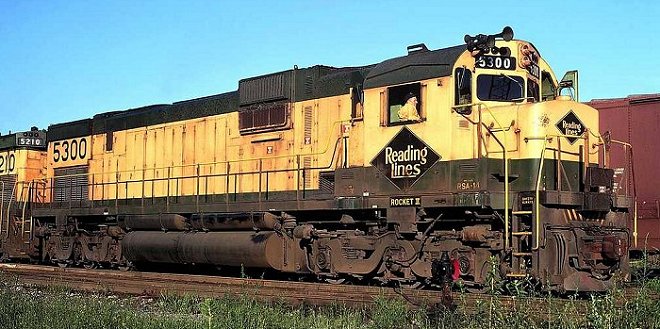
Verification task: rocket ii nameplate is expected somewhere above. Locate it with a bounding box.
[371,127,441,190]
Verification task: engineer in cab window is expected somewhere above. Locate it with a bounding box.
[398,92,421,122]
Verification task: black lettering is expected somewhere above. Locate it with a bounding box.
[53,141,61,162]
[61,141,69,161]
[8,154,14,172]
[79,138,87,159]
[70,139,78,160]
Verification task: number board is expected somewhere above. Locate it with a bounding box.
[50,137,89,168]
[475,55,516,71]
[16,131,47,149]
[0,151,16,175]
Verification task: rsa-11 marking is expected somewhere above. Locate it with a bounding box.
[457,180,480,190]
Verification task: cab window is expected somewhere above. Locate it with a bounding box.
[541,71,556,101]
[527,78,540,102]
[454,68,472,105]
[351,84,364,120]
[386,83,422,125]
[476,74,524,102]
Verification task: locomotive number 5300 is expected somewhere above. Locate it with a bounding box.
[475,55,516,70]
[53,137,88,163]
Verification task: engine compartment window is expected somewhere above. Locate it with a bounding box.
[476,74,524,102]
[386,83,422,125]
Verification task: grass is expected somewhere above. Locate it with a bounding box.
[0,273,659,329]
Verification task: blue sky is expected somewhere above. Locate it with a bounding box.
[0,1,658,133]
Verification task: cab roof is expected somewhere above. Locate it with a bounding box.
[364,44,465,89]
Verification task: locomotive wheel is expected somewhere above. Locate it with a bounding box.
[117,261,133,271]
[83,262,98,270]
[399,281,424,289]
[324,277,346,284]
[465,285,488,294]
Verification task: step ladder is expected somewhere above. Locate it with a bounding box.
[507,202,534,278]
[0,203,7,239]
[1,181,20,240]
[19,181,34,243]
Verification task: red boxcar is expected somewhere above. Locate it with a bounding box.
[588,94,660,255]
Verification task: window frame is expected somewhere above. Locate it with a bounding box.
[238,102,292,135]
[454,67,472,106]
[383,82,424,126]
[351,85,364,121]
[541,71,557,101]
[527,78,540,103]
[476,74,525,102]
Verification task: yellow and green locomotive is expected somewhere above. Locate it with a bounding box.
[15,27,633,291]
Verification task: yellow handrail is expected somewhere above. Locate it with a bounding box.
[527,132,594,250]
[453,102,513,249]
[533,137,549,250]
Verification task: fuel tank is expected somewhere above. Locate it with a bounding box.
[121,231,285,269]
[118,212,281,231]
[190,212,281,231]
[119,214,189,231]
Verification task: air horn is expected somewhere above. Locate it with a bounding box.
[465,26,514,56]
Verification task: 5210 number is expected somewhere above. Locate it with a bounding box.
[0,153,16,174]
[53,138,87,163]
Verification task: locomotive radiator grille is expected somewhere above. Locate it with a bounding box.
[54,166,89,202]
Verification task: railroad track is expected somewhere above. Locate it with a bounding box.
[0,264,654,313]
[0,263,448,308]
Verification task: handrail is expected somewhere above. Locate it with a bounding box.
[36,136,343,182]
[33,116,349,203]
[527,132,593,250]
[453,102,513,249]
[0,181,4,236]
[533,136,550,250]
[6,181,18,239]
[606,138,636,247]
[21,181,32,238]
[31,136,344,207]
